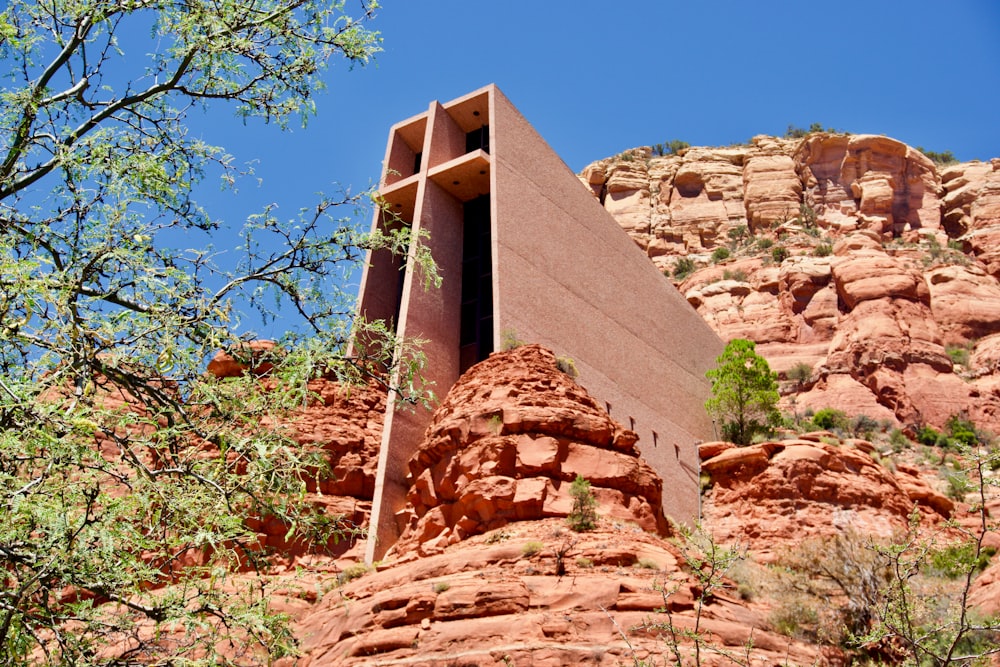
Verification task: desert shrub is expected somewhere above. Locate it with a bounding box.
[567,475,598,531]
[576,557,594,568]
[851,414,880,439]
[711,246,731,263]
[917,146,959,165]
[500,328,525,350]
[337,563,372,586]
[943,469,972,500]
[787,362,812,384]
[812,408,848,431]
[757,237,774,250]
[652,139,690,156]
[771,246,789,264]
[770,599,820,638]
[555,355,579,378]
[432,581,450,593]
[798,202,817,228]
[722,268,747,282]
[777,530,891,647]
[673,256,697,279]
[917,425,944,447]
[946,414,979,446]
[521,541,544,557]
[813,243,833,257]
[889,428,909,452]
[727,225,749,247]
[946,344,970,368]
[485,529,510,544]
[636,558,660,570]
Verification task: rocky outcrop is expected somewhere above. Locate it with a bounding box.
[294,518,825,667]
[699,436,954,562]
[582,136,1000,433]
[796,134,941,236]
[391,345,669,557]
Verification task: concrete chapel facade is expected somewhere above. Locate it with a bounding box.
[354,85,723,562]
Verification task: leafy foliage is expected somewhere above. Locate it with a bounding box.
[567,474,598,532]
[812,407,848,431]
[0,1,439,663]
[705,339,780,445]
[672,257,696,280]
[640,523,749,666]
[917,146,959,165]
[651,139,690,156]
[787,361,813,385]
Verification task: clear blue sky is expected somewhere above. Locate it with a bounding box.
[187,0,1000,333]
[209,0,1000,231]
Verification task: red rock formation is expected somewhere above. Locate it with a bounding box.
[391,344,669,557]
[293,519,825,666]
[581,135,1000,433]
[699,435,954,562]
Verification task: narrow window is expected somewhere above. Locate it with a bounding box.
[465,125,489,154]
[459,194,494,372]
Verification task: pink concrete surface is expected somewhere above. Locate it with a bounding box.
[355,85,723,562]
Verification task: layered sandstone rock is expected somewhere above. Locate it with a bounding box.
[699,436,954,562]
[582,135,1000,434]
[391,345,669,557]
[294,518,824,667]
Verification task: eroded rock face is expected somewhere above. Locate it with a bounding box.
[699,436,954,562]
[582,136,1000,434]
[294,519,826,667]
[390,345,669,558]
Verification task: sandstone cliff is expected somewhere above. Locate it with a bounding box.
[581,136,1000,433]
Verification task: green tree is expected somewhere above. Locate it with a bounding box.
[705,339,780,445]
[567,474,598,532]
[0,1,435,663]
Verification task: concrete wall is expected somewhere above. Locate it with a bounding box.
[489,88,722,522]
[358,85,722,561]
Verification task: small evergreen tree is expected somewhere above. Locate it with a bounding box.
[567,475,598,532]
[705,339,780,445]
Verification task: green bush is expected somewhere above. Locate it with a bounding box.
[555,355,579,378]
[928,543,998,579]
[787,362,812,384]
[946,414,979,446]
[521,541,544,557]
[567,475,598,532]
[771,246,789,264]
[711,247,731,263]
[812,408,848,431]
[917,425,943,447]
[946,344,970,368]
[917,146,959,165]
[500,328,525,351]
[813,243,833,257]
[757,238,774,250]
[851,414,880,439]
[889,428,909,452]
[673,256,696,279]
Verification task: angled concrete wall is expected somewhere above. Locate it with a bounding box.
[355,85,722,562]
[489,88,722,522]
